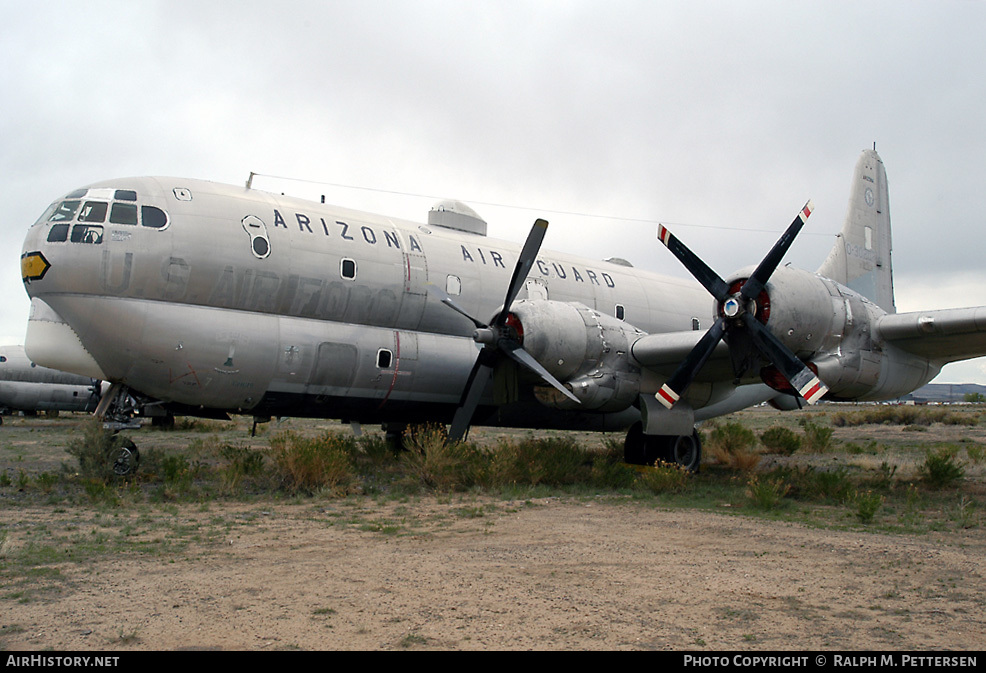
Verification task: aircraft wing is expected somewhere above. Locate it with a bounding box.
[630,330,734,380]
[877,307,986,364]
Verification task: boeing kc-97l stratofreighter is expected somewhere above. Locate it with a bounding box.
[19,149,986,469]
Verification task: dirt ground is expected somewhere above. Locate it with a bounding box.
[2,411,985,651]
[3,495,984,651]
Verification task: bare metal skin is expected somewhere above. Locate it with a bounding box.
[19,149,986,467]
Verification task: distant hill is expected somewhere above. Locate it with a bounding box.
[902,383,986,404]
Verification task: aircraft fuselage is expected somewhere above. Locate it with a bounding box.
[21,177,712,428]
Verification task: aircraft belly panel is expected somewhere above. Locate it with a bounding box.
[268,316,480,407]
[42,295,279,410]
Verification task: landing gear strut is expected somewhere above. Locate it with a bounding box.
[623,421,701,472]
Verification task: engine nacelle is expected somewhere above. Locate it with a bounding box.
[738,265,891,400]
[729,265,848,360]
[507,300,643,412]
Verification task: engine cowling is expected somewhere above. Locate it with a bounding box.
[738,265,890,400]
[505,300,643,412]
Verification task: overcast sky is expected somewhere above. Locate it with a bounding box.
[2,0,985,384]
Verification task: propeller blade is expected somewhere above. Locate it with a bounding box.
[448,358,494,441]
[742,313,828,404]
[444,219,558,441]
[741,200,813,301]
[499,340,581,404]
[656,224,731,301]
[497,218,549,326]
[655,316,727,409]
[425,283,488,329]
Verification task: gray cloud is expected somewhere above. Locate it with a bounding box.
[3,0,984,382]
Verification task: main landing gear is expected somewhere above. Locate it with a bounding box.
[623,421,701,472]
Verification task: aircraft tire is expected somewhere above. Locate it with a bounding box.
[671,431,701,473]
[112,439,140,476]
[623,422,668,465]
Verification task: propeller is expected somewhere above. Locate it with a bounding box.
[654,201,828,409]
[431,218,580,441]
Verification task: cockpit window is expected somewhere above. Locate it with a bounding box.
[110,202,138,225]
[50,200,81,222]
[79,201,108,223]
[70,224,103,244]
[43,189,169,240]
[141,205,168,229]
[47,223,70,242]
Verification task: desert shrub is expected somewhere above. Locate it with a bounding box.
[270,431,356,495]
[852,490,884,523]
[746,475,790,509]
[498,436,592,486]
[806,466,854,503]
[401,425,487,491]
[215,443,266,494]
[706,422,760,471]
[635,461,689,494]
[65,419,137,483]
[799,418,835,452]
[759,426,802,455]
[830,406,978,427]
[919,446,965,488]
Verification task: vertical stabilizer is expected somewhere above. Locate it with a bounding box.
[817,148,895,313]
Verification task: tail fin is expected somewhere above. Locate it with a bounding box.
[817,148,896,314]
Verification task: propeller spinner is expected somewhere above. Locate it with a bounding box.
[654,201,828,409]
[432,218,580,441]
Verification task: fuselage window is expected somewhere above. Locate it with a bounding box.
[79,202,108,223]
[110,202,138,225]
[114,189,137,201]
[341,258,357,280]
[70,225,103,244]
[446,275,462,296]
[50,200,81,222]
[692,318,701,331]
[615,304,625,321]
[141,205,168,229]
[47,223,70,242]
[376,349,393,369]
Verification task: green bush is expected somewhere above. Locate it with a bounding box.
[401,425,487,492]
[759,426,802,455]
[746,475,790,509]
[706,422,760,470]
[852,490,884,523]
[270,431,356,495]
[919,447,965,488]
[799,418,835,452]
[635,461,689,494]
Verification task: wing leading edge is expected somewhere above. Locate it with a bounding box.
[877,307,986,365]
